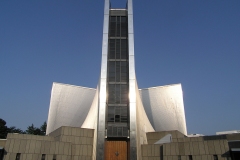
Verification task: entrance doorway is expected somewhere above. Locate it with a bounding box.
[105,140,128,160]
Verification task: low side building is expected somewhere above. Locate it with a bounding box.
[1,128,240,160]
[2,127,94,160]
[143,130,240,160]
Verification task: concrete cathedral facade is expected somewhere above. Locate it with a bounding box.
[0,0,240,160]
[46,0,187,159]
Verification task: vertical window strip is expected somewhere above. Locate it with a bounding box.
[213,155,218,160]
[109,16,128,38]
[15,153,21,160]
[106,14,129,136]
[41,154,46,160]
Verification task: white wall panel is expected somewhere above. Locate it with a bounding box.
[139,84,187,135]
[46,83,96,135]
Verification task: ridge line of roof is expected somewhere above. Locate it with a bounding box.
[53,82,96,90]
[139,83,181,90]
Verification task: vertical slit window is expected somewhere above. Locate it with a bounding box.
[116,39,120,59]
[113,127,117,135]
[117,127,122,136]
[121,16,127,37]
[108,106,115,122]
[115,84,121,103]
[116,62,120,82]
[121,39,127,59]
[115,107,121,122]
[116,16,121,37]
[121,84,128,103]
[123,127,128,137]
[107,126,112,137]
[15,153,21,160]
[213,155,218,160]
[121,61,128,82]
[108,84,115,103]
[121,106,128,122]
[109,39,115,59]
[41,154,46,160]
[0,148,3,160]
[110,16,116,37]
[107,106,128,123]
[109,61,115,82]
[188,155,192,160]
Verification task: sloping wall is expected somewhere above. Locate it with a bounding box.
[135,81,155,160]
[139,84,187,135]
[81,86,99,160]
[46,83,96,135]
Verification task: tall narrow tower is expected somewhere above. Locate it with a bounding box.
[97,0,140,159]
[46,1,187,160]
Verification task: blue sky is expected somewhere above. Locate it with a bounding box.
[0,0,239,135]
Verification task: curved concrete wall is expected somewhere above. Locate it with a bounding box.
[139,84,187,135]
[46,82,96,135]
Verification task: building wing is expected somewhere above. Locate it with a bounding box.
[139,84,187,135]
[46,82,96,134]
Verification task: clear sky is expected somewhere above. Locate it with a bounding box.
[0,0,239,135]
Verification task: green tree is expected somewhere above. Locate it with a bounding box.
[0,119,7,139]
[25,124,37,134]
[0,118,24,138]
[0,119,47,137]
[40,121,47,135]
[25,121,47,135]
[7,126,25,134]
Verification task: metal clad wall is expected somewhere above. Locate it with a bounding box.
[96,0,110,160]
[127,0,138,160]
[46,83,96,135]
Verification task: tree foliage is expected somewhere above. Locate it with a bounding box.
[25,122,46,135]
[7,126,25,134]
[40,121,47,135]
[0,118,24,138]
[0,118,47,138]
[0,119,7,139]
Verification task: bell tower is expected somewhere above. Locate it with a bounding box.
[96,0,137,160]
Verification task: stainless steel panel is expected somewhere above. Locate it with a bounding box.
[103,15,109,34]
[46,82,96,135]
[128,0,133,15]
[96,0,109,160]
[100,34,108,79]
[129,80,136,103]
[139,84,187,135]
[129,131,136,160]
[128,0,137,159]
[128,34,135,56]
[129,55,136,79]
[129,102,136,127]
[96,131,105,159]
[128,15,134,34]
[104,0,110,15]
